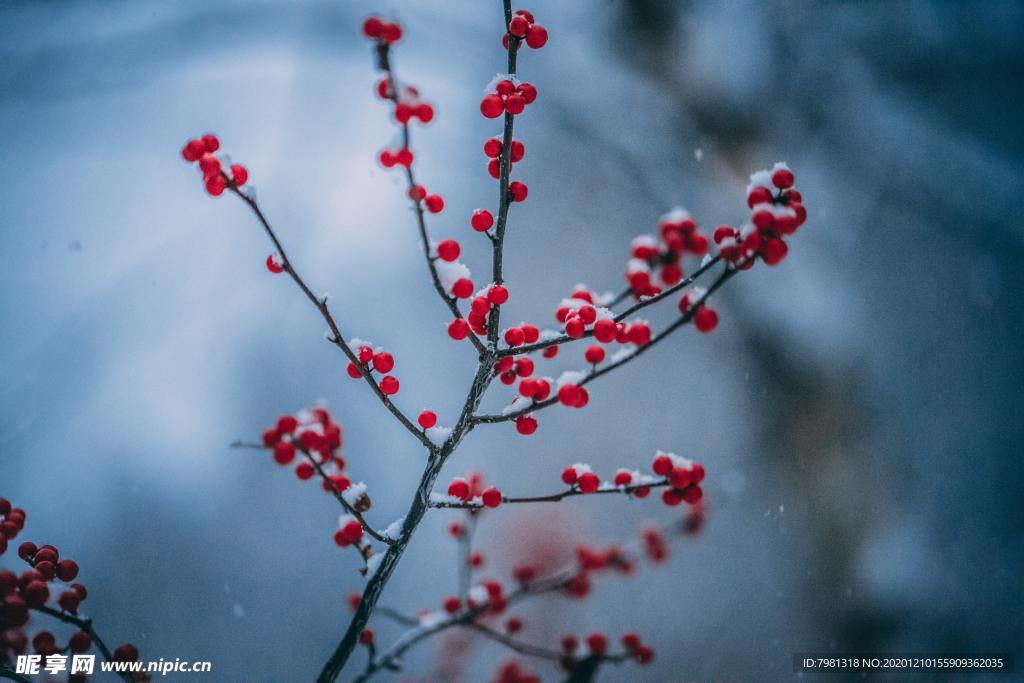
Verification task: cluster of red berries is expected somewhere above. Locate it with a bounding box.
[560,631,654,665]
[480,78,539,120]
[502,9,548,50]
[560,544,636,599]
[261,407,356,495]
[378,147,413,169]
[375,82,434,126]
[651,452,705,506]
[333,514,364,548]
[626,208,710,298]
[2,541,87,633]
[678,286,719,333]
[408,184,445,213]
[446,472,502,509]
[491,660,540,683]
[554,290,652,347]
[0,498,26,555]
[715,163,807,267]
[450,284,511,340]
[483,137,525,179]
[642,528,668,563]
[361,16,402,44]
[180,134,248,197]
[345,343,401,396]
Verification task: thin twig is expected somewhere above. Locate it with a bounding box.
[429,478,671,509]
[33,606,133,683]
[475,258,745,424]
[496,255,722,357]
[376,44,489,359]
[226,183,436,452]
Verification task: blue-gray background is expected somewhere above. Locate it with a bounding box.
[2,1,1022,680]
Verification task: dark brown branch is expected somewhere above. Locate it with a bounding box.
[474,258,745,424]
[34,605,133,683]
[429,478,671,508]
[226,183,436,452]
[496,254,722,357]
[486,0,522,348]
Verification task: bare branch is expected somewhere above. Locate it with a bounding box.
[429,478,672,509]
[225,184,436,452]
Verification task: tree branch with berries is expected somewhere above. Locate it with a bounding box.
[0,498,146,683]
[178,3,809,680]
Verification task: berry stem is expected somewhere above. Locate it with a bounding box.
[428,478,672,508]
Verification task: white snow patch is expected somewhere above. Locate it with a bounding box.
[381,516,405,540]
[556,370,585,388]
[342,482,368,506]
[425,426,452,446]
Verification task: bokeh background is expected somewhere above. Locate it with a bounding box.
[2,1,1022,680]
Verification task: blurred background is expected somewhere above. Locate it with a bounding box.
[2,1,1022,680]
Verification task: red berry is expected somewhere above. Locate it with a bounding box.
[652,454,672,475]
[418,410,437,429]
[504,327,525,347]
[201,134,220,152]
[662,488,684,506]
[205,174,226,196]
[761,238,788,265]
[614,470,633,486]
[230,164,248,186]
[58,590,80,612]
[747,186,772,208]
[508,181,528,202]
[505,616,523,633]
[515,415,537,435]
[395,148,413,168]
[23,580,49,608]
[181,139,206,162]
[372,351,395,373]
[448,479,470,501]
[443,596,461,613]
[772,168,794,189]
[55,559,79,582]
[488,284,509,305]
[484,138,502,158]
[379,375,400,395]
[273,441,296,465]
[694,307,718,333]
[480,94,504,118]
[425,194,445,213]
[362,16,383,38]
[69,631,92,653]
[577,472,600,493]
[682,485,703,504]
[359,628,374,645]
[452,278,474,299]
[586,632,607,655]
[266,253,284,274]
[295,462,315,480]
[437,239,460,262]
[481,487,502,508]
[471,209,495,231]
[505,94,525,115]
[415,103,434,123]
[584,345,605,364]
[565,317,585,339]
[518,82,538,104]
[515,357,534,377]
[561,467,578,485]
[346,361,363,379]
[525,24,548,48]
[508,15,530,37]
[448,318,470,340]
[510,140,525,162]
[521,324,539,343]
